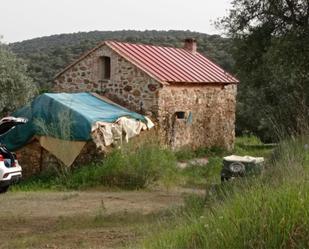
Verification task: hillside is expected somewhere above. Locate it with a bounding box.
[9,30,234,89]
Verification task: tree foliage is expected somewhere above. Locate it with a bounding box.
[9,30,234,89]
[0,43,37,114]
[220,0,309,141]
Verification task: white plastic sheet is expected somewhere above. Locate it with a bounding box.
[91,116,154,151]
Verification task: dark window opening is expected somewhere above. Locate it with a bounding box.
[175,111,185,119]
[99,56,111,80]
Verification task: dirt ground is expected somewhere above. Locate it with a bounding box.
[0,189,201,249]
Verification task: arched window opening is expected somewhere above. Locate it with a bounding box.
[98,56,111,80]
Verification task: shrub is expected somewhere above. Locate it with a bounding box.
[15,138,178,190]
[97,140,178,189]
[0,43,37,113]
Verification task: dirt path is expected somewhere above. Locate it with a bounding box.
[0,190,184,218]
[0,189,202,249]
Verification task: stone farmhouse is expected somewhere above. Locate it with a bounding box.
[54,39,238,149]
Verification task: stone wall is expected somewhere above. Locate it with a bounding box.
[54,44,161,116]
[16,140,103,178]
[157,84,237,150]
[53,43,237,151]
[16,139,42,177]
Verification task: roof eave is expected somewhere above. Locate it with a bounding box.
[166,80,239,85]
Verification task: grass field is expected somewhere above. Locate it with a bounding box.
[0,189,205,249]
[3,135,280,249]
[139,135,309,249]
[14,136,270,192]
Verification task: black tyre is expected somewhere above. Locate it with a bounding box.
[0,186,9,194]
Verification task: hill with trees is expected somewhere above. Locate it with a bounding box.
[8,30,234,89]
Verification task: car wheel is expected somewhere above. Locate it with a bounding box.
[0,186,9,194]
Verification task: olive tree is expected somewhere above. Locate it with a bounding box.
[0,41,37,114]
[219,0,309,141]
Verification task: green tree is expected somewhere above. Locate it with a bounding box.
[0,42,37,114]
[219,0,309,141]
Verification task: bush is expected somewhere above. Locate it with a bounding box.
[96,141,178,189]
[15,139,178,190]
[66,140,176,189]
[0,43,37,113]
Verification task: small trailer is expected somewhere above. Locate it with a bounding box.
[220,155,264,182]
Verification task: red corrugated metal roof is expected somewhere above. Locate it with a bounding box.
[55,40,238,84]
[106,41,238,84]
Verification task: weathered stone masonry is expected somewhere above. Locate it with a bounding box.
[17,139,102,178]
[54,43,237,150]
[54,45,161,116]
[158,84,236,150]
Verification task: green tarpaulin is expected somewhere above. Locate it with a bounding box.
[1,92,146,151]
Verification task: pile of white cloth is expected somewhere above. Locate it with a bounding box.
[91,116,154,151]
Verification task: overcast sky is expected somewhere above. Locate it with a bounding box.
[1,0,232,43]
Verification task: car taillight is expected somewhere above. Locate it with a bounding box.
[0,155,4,161]
[3,173,9,178]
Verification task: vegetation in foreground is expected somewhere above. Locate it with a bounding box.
[14,138,177,191]
[13,134,308,249]
[14,135,269,191]
[139,135,309,249]
[0,190,188,249]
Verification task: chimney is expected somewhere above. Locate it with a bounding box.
[184,38,197,54]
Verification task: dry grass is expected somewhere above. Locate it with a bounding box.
[0,189,201,249]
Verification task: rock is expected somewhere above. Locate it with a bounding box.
[124,85,132,92]
[177,157,209,169]
[132,89,141,97]
[148,84,157,92]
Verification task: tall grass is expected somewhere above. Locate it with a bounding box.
[177,135,273,188]
[15,135,271,191]
[140,135,309,249]
[142,182,309,249]
[175,146,226,161]
[15,137,178,190]
[65,138,178,189]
